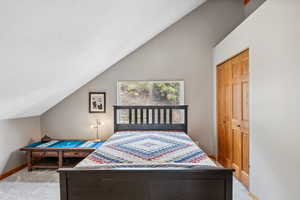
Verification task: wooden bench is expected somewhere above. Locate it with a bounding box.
[20,140,104,171]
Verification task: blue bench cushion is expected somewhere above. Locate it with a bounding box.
[26,140,104,149]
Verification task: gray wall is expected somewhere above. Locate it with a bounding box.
[41,0,245,154]
[214,0,300,199]
[0,117,41,173]
[244,0,266,17]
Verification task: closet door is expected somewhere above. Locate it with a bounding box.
[231,50,249,188]
[231,55,243,178]
[217,65,226,167]
[217,61,232,168]
[240,50,249,188]
[224,62,233,168]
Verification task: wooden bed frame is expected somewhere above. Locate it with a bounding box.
[59,105,233,200]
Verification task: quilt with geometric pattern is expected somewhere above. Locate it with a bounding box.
[76,131,215,168]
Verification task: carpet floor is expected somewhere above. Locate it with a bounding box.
[0,168,251,200]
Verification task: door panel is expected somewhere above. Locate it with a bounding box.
[232,83,241,121]
[240,132,249,187]
[218,123,226,166]
[242,82,249,121]
[225,121,232,167]
[231,58,241,80]
[242,133,249,174]
[232,128,242,178]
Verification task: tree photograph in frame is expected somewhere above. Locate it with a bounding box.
[89,92,106,113]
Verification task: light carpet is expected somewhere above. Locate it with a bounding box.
[0,168,251,200]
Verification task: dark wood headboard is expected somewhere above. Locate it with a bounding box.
[113,105,188,133]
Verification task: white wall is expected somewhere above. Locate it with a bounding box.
[0,0,207,120]
[41,0,245,155]
[0,117,41,173]
[213,0,300,199]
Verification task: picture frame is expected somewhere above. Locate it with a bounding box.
[89,92,106,113]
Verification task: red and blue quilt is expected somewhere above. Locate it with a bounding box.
[76,131,215,168]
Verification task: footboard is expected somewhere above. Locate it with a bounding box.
[59,166,233,200]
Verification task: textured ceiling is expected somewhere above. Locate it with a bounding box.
[0,0,206,120]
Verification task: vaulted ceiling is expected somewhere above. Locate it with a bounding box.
[0,0,206,120]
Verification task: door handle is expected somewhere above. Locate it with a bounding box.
[237,124,241,127]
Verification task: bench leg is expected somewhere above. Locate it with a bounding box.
[58,151,63,168]
[27,151,32,171]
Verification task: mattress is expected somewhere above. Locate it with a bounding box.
[76,131,215,168]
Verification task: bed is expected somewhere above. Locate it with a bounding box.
[59,105,233,200]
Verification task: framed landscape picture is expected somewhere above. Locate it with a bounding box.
[117,80,184,106]
[89,92,106,113]
[117,80,184,124]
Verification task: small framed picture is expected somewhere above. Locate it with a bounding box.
[89,92,106,113]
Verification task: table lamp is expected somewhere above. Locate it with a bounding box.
[90,119,104,141]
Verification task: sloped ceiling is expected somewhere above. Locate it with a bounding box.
[0,0,206,120]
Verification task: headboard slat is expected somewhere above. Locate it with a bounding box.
[134,108,138,124]
[169,108,173,124]
[163,109,167,124]
[157,109,161,124]
[152,109,155,124]
[129,108,132,124]
[146,109,149,124]
[140,109,144,124]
